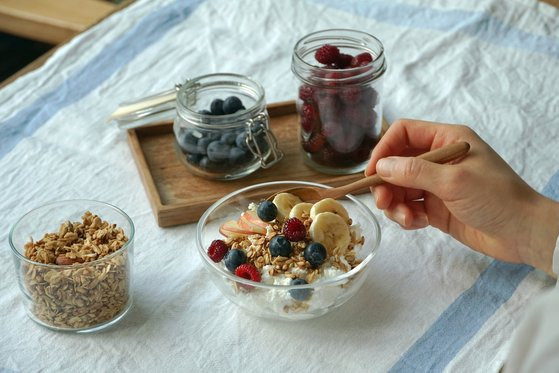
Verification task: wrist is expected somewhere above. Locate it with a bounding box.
[522,195,559,277]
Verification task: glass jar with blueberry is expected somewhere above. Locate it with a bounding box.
[291,29,387,175]
[174,73,283,180]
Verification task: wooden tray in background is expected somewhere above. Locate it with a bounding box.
[127,100,388,227]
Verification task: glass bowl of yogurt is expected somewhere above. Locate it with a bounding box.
[196,181,381,320]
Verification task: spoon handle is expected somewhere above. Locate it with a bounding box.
[329,141,470,197]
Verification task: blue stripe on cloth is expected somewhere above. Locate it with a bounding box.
[0,0,202,159]
[313,0,559,59]
[389,172,559,373]
[389,261,533,372]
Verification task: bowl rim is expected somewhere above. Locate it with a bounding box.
[196,180,381,289]
[8,199,135,268]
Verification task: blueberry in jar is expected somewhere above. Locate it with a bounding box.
[207,141,231,162]
[207,131,221,141]
[235,132,248,151]
[199,156,219,170]
[222,96,244,114]
[198,109,212,115]
[224,249,247,272]
[197,137,214,155]
[221,131,237,145]
[303,242,327,268]
[269,235,292,257]
[186,153,202,165]
[229,146,248,165]
[177,130,199,154]
[289,278,313,301]
[210,99,225,115]
[257,201,277,222]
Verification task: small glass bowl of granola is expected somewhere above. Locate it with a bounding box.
[8,200,134,333]
[196,181,381,320]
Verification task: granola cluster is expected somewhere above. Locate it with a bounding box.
[22,212,131,329]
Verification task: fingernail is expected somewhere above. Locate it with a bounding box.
[376,158,395,177]
[394,209,407,226]
[372,188,379,204]
[411,212,429,229]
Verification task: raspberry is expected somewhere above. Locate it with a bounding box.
[301,116,314,133]
[315,44,340,65]
[207,239,229,262]
[339,87,362,104]
[350,52,373,67]
[283,217,306,241]
[235,263,261,282]
[302,132,326,153]
[302,103,316,121]
[301,103,316,132]
[334,53,353,69]
[298,85,314,102]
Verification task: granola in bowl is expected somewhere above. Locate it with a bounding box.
[9,200,134,332]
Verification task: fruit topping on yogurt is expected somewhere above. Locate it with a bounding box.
[209,193,365,302]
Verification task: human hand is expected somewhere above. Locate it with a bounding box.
[365,119,559,277]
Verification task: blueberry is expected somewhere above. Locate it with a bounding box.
[199,156,219,170]
[224,249,247,272]
[222,96,244,114]
[186,153,202,165]
[235,132,248,151]
[197,137,213,155]
[303,242,327,268]
[207,132,221,141]
[198,109,212,115]
[269,235,292,257]
[229,146,248,165]
[177,131,199,153]
[221,131,237,145]
[257,201,277,222]
[210,99,224,115]
[289,278,313,301]
[207,141,231,162]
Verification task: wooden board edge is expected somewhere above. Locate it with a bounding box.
[126,128,165,223]
[267,100,296,116]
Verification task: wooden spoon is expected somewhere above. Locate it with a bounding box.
[269,141,470,202]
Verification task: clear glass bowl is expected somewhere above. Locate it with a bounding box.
[8,200,134,333]
[196,181,381,320]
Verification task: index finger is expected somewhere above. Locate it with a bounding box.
[365,119,459,176]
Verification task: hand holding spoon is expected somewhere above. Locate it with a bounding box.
[269,141,470,202]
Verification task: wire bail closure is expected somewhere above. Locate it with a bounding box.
[245,113,283,169]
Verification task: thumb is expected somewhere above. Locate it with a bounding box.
[376,156,450,194]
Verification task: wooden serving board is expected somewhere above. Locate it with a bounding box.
[127,100,388,227]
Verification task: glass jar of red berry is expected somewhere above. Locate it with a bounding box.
[174,73,283,180]
[291,29,387,174]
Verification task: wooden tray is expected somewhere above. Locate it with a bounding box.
[127,100,387,227]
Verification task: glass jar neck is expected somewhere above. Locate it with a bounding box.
[176,73,267,129]
[291,29,387,87]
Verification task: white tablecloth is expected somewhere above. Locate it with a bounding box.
[1,0,558,371]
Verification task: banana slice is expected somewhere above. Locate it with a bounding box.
[309,212,351,256]
[310,198,350,224]
[272,193,302,221]
[288,202,313,220]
